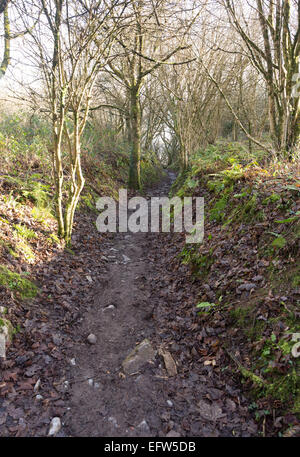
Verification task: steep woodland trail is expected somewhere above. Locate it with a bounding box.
[61,173,258,437]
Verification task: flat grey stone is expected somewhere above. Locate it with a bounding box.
[48,417,61,436]
[33,379,41,392]
[197,399,225,421]
[166,430,181,437]
[87,333,97,344]
[137,420,150,433]
[122,339,156,374]
[0,334,6,359]
[103,305,115,312]
[0,318,13,359]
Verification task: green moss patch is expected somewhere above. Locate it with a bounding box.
[0,265,37,299]
[0,317,15,342]
[179,245,215,277]
[271,236,287,249]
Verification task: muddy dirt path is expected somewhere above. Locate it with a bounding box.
[62,173,258,437]
[63,175,175,437]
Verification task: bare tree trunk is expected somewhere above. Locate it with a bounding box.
[49,0,65,236]
[232,120,238,141]
[248,121,253,154]
[125,114,132,145]
[63,110,86,245]
[178,134,188,171]
[52,135,65,237]
[0,6,10,79]
[128,86,142,190]
[224,0,299,156]
[0,0,10,15]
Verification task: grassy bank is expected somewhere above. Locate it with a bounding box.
[172,141,300,432]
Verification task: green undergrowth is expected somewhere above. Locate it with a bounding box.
[179,245,215,277]
[140,153,166,189]
[81,150,165,210]
[83,152,128,202]
[1,174,51,204]
[0,174,54,224]
[229,298,299,415]
[0,112,52,176]
[0,173,58,263]
[174,144,299,258]
[0,265,38,299]
[174,142,300,421]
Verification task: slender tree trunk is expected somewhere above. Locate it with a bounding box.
[128,86,142,190]
[64,114,85,245]
[0,6,10,79]
[232,120,238,141]
[53,136,65,237]
[248,121,253,154]
[225,0,299,157]
[49,0,65,236]
[125,114,132,145]
[180,143,189,171]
